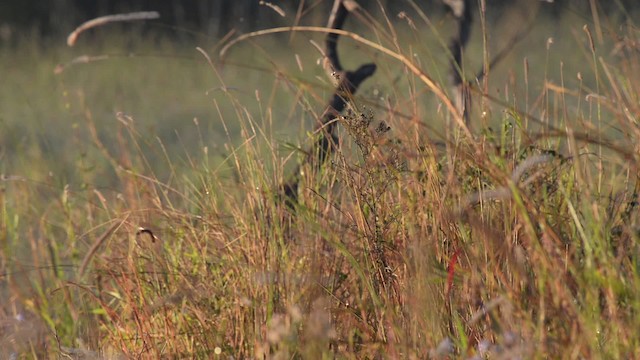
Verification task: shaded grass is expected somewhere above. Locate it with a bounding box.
[2,4,640,358]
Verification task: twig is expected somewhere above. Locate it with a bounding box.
[67,11,160,47]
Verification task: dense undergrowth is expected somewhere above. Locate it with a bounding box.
[1,2,640,358]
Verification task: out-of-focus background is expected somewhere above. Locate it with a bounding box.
[0,0,636,187]
[1,0,637,38]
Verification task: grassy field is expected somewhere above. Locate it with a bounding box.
[1,2,640,358]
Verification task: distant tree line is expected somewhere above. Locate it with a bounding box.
[0,0,637,40]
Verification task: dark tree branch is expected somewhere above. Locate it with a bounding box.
[445,0,538,125]
[444,0,473,124]
[445,0,472,86]
[326,0,347,73]
[282,0,376,206]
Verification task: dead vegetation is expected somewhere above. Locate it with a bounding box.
[2,0,640,358]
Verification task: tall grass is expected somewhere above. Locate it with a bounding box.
[1,3,640,358]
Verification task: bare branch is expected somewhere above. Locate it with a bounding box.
[67,11,160,47]
[444,0,473,124]
[282,0,376,205]
[326,0,347,73]
[220,25,470,136]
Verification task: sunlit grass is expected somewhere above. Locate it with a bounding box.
[1,4,640,358]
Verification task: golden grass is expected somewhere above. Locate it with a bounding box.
[1,4,640,358]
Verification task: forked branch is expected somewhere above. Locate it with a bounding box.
[282,0,376,205]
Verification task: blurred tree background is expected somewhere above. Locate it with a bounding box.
[0,0,637,42]
[0,0,636,186]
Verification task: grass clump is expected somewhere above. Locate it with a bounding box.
[2,3,640,359]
